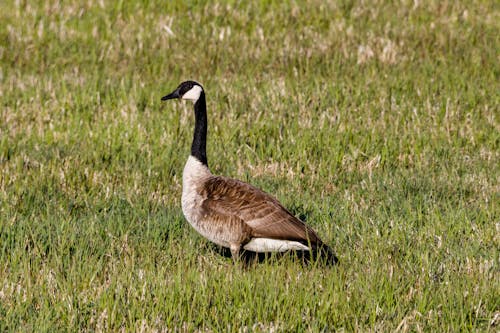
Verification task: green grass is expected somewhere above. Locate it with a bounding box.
[0,0,499,331]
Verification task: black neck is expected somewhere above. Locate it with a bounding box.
[191,92,208,166]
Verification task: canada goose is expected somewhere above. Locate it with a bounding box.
[161,81,338,265]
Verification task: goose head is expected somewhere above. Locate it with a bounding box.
[161,81,204,103]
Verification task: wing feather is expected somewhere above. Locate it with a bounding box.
[200,176,323,245]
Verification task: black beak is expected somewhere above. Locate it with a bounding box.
[161,88,180,101]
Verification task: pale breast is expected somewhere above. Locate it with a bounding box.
[181,193,234,248]
[181,156,210,224]
[181,156,231,247]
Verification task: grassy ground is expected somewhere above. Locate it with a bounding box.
[1,0,499,331]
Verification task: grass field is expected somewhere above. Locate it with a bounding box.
[1,0,499,331]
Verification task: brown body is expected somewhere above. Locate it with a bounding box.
[181,156,335,263]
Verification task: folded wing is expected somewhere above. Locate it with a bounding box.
[200,176,323,246]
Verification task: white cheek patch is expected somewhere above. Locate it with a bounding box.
[182,85,203,101]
